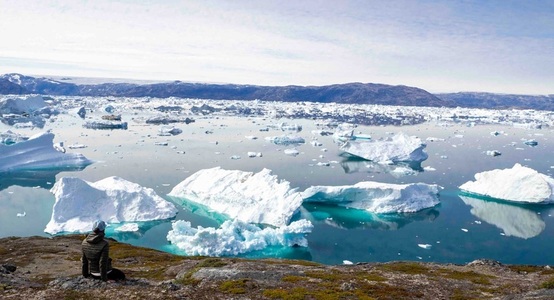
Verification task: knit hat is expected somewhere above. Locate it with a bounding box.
[92,220,106,232]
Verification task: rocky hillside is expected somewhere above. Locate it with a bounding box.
[0,73,450,107]
[0,79,26,95]
[438,92,554,111]
[1,236,553,299]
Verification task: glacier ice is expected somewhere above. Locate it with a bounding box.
[83,120,128,130]
[459,195,545,239]
[265,135,305,145]
[166,219,313,256]
[0,132,92,173]
[168,167,304,227]
[459,163,554,203]
[46,176,178,234]
[302,181,440,213]
[339,132,428,163]
[0,95,48,115]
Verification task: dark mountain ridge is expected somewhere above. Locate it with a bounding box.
[0,73,450,107]
[1,73,553,110]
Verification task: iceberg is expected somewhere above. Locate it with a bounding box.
[166,219,313,256]
[0,132,92,173]
[168,167,303,227]
[46,176,178,234]
[0,130,27,145]
[158,125,182,136]
[340,132,428,163]
[265,135,305,145]
[302,181,440,213]
[0,95,47,115]
[83,120,128,130]
[0,96,58,128]
[459,163,554,203]
[459,195,545,239]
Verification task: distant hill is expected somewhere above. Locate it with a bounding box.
[0,73,450,107]
[0,78,27,95]
[438,92,554,111]
[1,73,553,110]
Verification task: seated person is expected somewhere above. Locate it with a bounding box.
[81,220,125,281]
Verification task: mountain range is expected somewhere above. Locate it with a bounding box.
[1,73,552,110]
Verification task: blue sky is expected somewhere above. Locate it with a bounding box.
[0,0,553,94]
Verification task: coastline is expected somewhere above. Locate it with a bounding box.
[1,235,553,299]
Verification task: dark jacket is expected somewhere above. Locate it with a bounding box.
[81,231,111,281]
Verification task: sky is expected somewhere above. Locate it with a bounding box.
[0,0,553,94]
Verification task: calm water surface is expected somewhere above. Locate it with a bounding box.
[1,112,553,265]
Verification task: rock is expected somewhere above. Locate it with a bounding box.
[467,259,503,267]
[1,264,16,273]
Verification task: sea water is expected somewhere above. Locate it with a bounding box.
[1,112,553,265]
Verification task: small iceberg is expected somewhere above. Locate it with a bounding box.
[340,132,428,163]
[168,167,303,227]
[459,163,554,204]
[46,176,178,234]
[265,135,305,145]
[83,120,128,130]
[302,181,441,213]
[158,125,182,136]
[166,219,313,256]
[0,132,92,173]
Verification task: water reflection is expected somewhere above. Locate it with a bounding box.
[167,196,230,225]
[0,167,88,191]
[299,203,439,230]
[108,219,173,242]
[458,194,546,239]
[340,156,423,178]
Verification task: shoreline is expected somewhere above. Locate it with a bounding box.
[1,235,553,299]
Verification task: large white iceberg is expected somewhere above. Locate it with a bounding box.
[340,132,428,163]
[0,95,47,115]
[0,132,92,173]
[46,176,178,234]
[167,219,313,256]
[459,195,545,239]
[168,167,303,227]
[459,163,554,203]
[302,182,441,213]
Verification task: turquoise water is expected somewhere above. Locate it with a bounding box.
[1,113,553,265]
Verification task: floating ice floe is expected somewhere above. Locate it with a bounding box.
[83,120,128,130]
[485,150,501,157]
[0,130,27,145]
[145,116,194,124]
[284,148,300,156]
[166,219,313,256]
[459,163,554,204]
[247,152,262,157]
[459,195,545,239]
[266,135,305,145]
[302,181,441,213]
[45,176,178,234]
[418,244,432,249]
[0,95,48,115]
[0,132,92,173]
[168,167,304,227]
[340,132,428,163]
[115,223,140,232]
[0,95,58,128]
[524,139,538,146]
[158,125,182,136]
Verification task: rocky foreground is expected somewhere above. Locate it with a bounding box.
[1,235,553,299]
